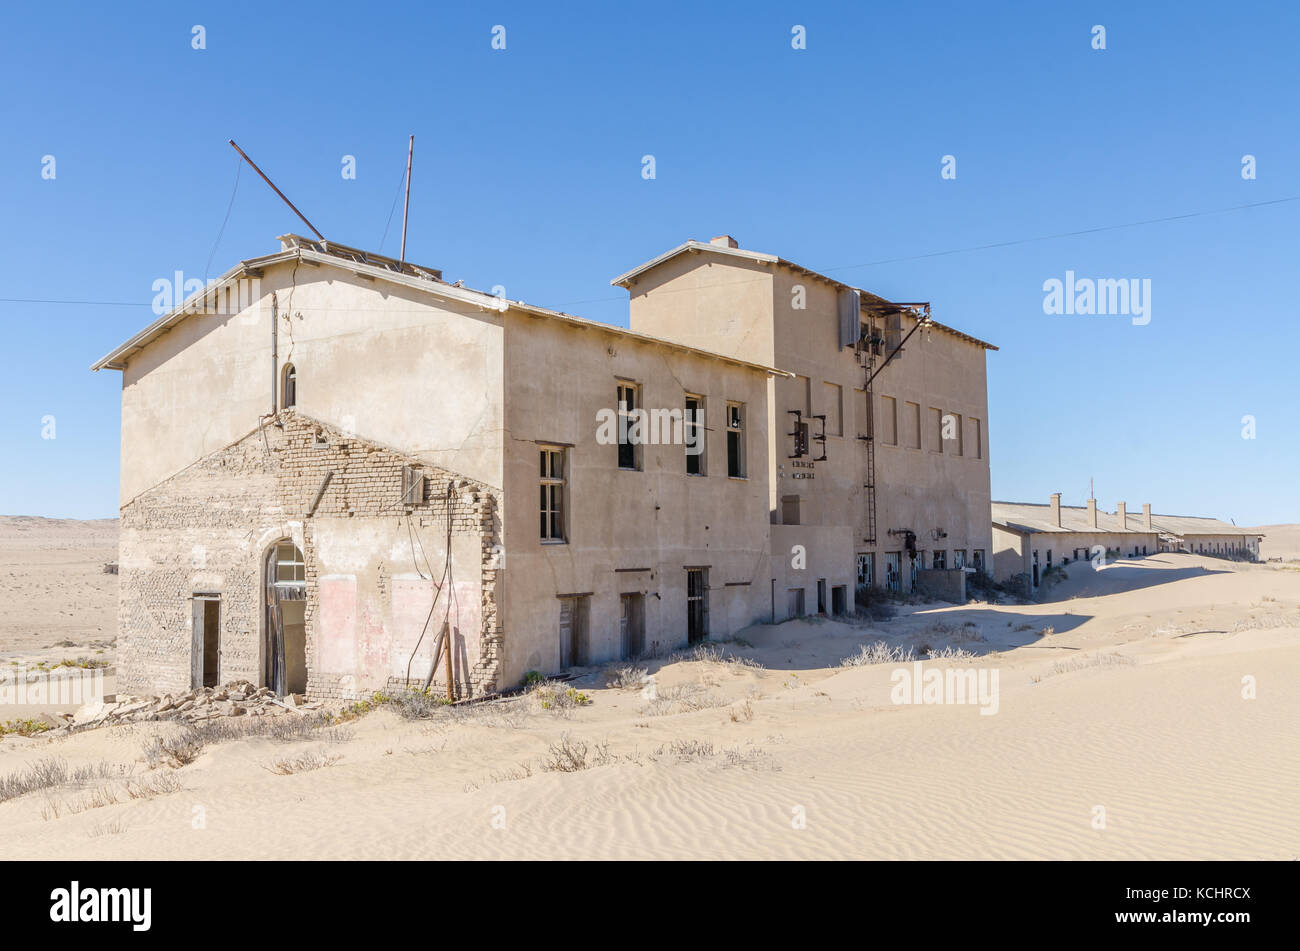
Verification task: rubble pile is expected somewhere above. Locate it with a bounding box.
[53,680,325,732]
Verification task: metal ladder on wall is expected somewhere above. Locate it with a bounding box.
[856,319,881,545]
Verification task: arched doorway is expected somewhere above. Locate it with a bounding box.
[265,540,307,696]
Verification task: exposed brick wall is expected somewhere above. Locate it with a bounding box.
[119,412,501,699]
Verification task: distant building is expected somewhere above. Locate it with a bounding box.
[992,495,1263,590]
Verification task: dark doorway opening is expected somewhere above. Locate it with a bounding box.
[191,594,221,689]
[686,568,709,644]
[559,595,590,668]
[620,593,645,659]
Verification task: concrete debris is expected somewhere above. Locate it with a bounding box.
[44,680,324,735]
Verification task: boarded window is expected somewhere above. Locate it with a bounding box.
[881,396,898,446]
[905,401,921,449]
[823,382,843,437]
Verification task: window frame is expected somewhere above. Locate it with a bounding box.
[616,381,641,471]
[684,393,706,475]
[726,400,746,478]
[539,446,568,544]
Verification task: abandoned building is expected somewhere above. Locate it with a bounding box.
[992,495,1263,589]
[94,233,997,699]
[614,236,997,610]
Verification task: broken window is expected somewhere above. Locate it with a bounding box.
[933,549,946,570]
[539,447,567,543]
[972,549,985,572]
[617,382,640,471]
[884,552,901,591]
[856,552,874,587]
[685,394,705,474]
[726,402,745,478]
[282,363,296,409]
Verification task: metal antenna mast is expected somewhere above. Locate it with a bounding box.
[227,139,326,242]
[399,135,414,267]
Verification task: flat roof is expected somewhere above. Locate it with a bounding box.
[610,239,999,352]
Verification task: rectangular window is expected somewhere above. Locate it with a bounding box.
[687,568,709,643]
[823,382,843,436]
[932,550,947,570]
[953,549,966,569]
[539,447,567,542]
[929,407,943,452]
[685,394,705,475]
[617,382,640,470]
[971,417,983,459]
[881,395,898,446]
[856,552,874,587]
[905,401,921,449]
[972,549,985,572]
[885,552,902,591]
[726,402,745,478]
[952,413,964,455]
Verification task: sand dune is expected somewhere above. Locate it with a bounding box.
[2,551,1297,860]
[1251,523,1300,562]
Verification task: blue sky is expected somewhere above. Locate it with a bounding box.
[0,1,1293,523]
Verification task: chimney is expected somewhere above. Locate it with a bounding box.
[1087,498,1098,529]
[1142,503,1152,531]
[709,235,738,249]
[1117,501,1127,530]
[1049,492,1061,527]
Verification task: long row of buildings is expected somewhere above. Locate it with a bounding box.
[91,233,1258,699]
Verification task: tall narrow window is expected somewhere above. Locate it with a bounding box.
[685,394,705,475]
[726,402,745,478]
[617,382,640,470]
[539,447,567,542]
[282,363,296,409]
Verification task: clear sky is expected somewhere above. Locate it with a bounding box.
[0,1,1293,524]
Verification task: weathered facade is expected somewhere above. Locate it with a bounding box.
[118,412,499,698]
[614,236,997,618]
[96,236,784,698]
[97,233,998,699]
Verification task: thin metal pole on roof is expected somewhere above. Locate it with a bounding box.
[399,135,414,268]
[227,139,326,242]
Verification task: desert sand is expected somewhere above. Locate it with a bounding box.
[2,536,1298,860]
[1251,524,1300,563]
[0,516,118,668]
